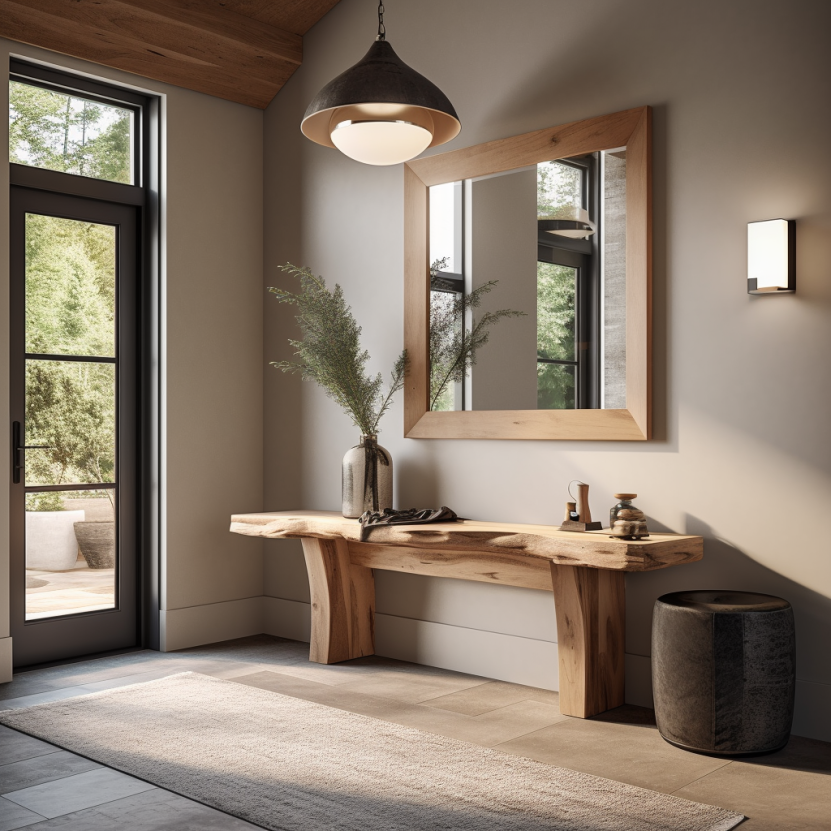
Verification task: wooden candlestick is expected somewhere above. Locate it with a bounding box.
[575,482,591,523]
[560,481,603,532]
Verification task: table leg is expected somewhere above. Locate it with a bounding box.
[550,564,625,718]
[301,537,375,664]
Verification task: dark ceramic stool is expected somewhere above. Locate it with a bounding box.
[652,590,795,756]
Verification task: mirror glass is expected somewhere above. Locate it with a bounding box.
[428,149,627,412]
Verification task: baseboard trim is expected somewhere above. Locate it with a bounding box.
[0,637,12,683]
[624,653,654,708]
[791,680,831,742]
[377,613,559,690]
[234,596,831,743]
[263,598,653,695]
[263,597,558,690]
[263,596,311,644]
[160,597,263,652]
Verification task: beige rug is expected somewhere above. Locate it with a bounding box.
[0,672,744,831]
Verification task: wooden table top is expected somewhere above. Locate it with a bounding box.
[230,510,703,573]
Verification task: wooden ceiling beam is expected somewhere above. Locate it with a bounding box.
[0,0,315,108]
[120,0,302,67]
[210,0,343,36]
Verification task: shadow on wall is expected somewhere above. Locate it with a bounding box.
[628,515,831,729]
[395,449,446,510]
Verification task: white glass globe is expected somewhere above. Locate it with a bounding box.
[331,120,433,166]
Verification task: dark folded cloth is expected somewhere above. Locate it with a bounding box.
[358,507,458,542]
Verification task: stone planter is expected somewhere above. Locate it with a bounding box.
[74,521,116,569]
[25,510,85,571]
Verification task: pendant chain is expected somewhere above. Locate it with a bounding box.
[377,2,386,40]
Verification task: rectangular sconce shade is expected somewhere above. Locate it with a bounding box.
[748,219,795,294]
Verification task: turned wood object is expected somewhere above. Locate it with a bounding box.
[560,482,603,532]
[231,510,703,719]
[575,482,591,523]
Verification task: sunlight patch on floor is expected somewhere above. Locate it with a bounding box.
[26,559,115,619]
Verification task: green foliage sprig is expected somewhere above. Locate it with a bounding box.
[270,264,407,436]
[429,258,525,411]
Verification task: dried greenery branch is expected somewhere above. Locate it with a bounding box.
[429,258,526,411]
[269,263,407,436]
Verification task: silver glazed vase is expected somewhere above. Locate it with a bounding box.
[342,435,392,518]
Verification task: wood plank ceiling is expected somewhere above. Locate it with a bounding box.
[0,0,342,108]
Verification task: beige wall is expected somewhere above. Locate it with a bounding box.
[263,0,831,741]
[161,72,264,638]
[469,170,538,411]
[0,40,265,667]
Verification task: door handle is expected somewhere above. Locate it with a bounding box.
[12,421,51,485]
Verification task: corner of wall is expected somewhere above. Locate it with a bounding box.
[0,637,12,683]
[159,597,264,653]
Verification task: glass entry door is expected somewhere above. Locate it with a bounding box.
[10,187,139,666]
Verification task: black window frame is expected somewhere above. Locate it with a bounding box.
[536,154,601,410]
[430,179,467,410]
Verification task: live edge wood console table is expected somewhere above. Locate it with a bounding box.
[230,510,703,719]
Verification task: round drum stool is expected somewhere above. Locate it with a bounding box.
[652,591,795,756]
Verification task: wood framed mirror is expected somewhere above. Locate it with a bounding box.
[403,106,651,440]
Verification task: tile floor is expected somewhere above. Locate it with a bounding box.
[0,635,828,830]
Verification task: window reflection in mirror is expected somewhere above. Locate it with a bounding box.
[428,149,627,411]
[429,182,464,411]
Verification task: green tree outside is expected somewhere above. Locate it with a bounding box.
[537,262,576,409]
[536,161,580,409]
[9,80,129,511]
[9,81,131,184]
[23,216,117,509]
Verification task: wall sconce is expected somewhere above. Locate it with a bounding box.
[747,219,795,295]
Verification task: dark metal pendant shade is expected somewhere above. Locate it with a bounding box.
[301,40,461,150]
[538,218,597,238]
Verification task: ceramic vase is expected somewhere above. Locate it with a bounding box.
[342,435,392,519]
[25,510,86,571]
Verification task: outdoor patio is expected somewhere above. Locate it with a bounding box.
[25,496,115,620]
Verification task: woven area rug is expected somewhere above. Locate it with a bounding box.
[0,672,744,831]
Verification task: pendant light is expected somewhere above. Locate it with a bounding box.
[301,2,461,166]
[538,206,597,240]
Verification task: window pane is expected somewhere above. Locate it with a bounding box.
[429,181,462,274]
[10,80,133,184]
[538,362,575,410]
[25,489,115,620]
[26,214,116,357]
[430,289,464,411]
[537,160,583,218]
[25,360,116,487]
[537,262,576,362]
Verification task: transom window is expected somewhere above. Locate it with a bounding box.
[9,74,137,185]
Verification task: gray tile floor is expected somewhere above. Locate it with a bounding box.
[0,635,828,830]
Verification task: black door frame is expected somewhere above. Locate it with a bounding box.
[10,188,139,664]
[8,60,161,666]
